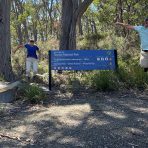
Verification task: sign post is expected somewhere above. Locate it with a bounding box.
[48,51,52,90]
[49,49,117,90]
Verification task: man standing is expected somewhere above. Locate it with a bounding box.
[116,18,148,72]
[16,39,40,80]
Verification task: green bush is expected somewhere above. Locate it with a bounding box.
[91,71,119,91]
[78,33,105,49]
[19,84,46,104]
[38,62,48,74]
[116,58,148,89]
[85,33,104,41]
[84,58,148,91]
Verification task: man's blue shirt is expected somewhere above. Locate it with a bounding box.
[134,26,148,50]
[24,44,39,59]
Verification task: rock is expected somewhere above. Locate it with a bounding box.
[0,81,20,103]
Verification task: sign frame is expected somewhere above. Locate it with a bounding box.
[49,49,117,90]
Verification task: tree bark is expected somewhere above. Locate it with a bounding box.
[78,17,83,35]
[0,0,14,81]
[60,0,93,50]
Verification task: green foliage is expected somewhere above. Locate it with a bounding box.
[93,0,101,6]
[116,59,148,89]
[85,33,104,41]
[84,57,148,91]
[18,84,46,104]
[38,63,48,74]
[90,71,119,91]
[78,33,105,49]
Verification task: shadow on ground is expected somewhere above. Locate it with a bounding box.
[0,89,148,148]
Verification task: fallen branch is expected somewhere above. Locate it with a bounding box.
[0,133,32,143]
[0,133,21,141]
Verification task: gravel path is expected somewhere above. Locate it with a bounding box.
[0,89,148,148]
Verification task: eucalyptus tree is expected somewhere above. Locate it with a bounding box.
[0,0,14,81]
[60,0,94,50]
[11,0,61,42]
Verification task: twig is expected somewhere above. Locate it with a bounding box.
[0,133,21,141]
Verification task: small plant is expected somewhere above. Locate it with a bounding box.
[91,71,119,91]
[116,59,148,89]
[19,84,46,104]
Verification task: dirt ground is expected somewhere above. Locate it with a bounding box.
[0,88,148,148]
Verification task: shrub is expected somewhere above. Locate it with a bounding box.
[78,33,105,49]
[18,84,46,104]
[90,71,119,91]
[116,58,148,89]
[85,58,148,91]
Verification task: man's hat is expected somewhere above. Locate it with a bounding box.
[145,18,148,22]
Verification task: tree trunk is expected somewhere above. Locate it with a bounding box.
[23,21,29,42]
[12,1,23,44]
[92,19,97,34]
[33,25,38,42]
[0,0,14,81]
[78,18,83,35]
[69,17,77,50]
[60,0,73,50]
[60,0,93,50]
[16,25,23,44]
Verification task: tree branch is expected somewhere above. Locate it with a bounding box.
[76,0,94,19]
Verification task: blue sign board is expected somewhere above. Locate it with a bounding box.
[50,50,117,71]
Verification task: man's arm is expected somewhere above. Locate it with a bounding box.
[115,22,134,30]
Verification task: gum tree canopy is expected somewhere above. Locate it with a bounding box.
[60,0,94,50]
[0,0,13,81]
